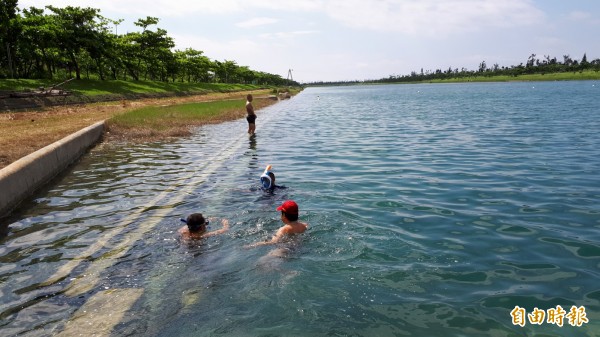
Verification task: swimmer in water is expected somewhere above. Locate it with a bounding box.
[260,165,286,191]
[179,213,229,241]
[246,200,308,248]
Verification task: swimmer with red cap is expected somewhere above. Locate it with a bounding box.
[246,200,308,247]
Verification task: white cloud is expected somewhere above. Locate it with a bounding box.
[236,17,279,28]
[322,0,545,36]
[567,10,600,25]
[567,11,591,21]
[20,0,545,35]
[259,30,319,39]
[245,0,324,12]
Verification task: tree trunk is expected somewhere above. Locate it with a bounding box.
[5,43,14,78]
[95,59,105,80]
[41,48,53,79]
[70,53,81,80]
[124,62,139,81]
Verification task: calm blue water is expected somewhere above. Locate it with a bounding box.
[1,81,600,336]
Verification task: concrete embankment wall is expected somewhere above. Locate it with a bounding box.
[0,121,105,219]
[1,91,214,112]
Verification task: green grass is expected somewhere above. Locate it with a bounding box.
[428,70,600,83]
[0,78,267,96]
[109,99,246,130]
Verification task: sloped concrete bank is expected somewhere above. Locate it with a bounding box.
[0,121,105,219]
[0,91,214,112]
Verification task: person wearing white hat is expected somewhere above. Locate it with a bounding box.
[260,165,286,191]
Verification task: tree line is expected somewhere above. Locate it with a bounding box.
[380,53,600,84]
[308,53,600,86]
[0,1,298,86]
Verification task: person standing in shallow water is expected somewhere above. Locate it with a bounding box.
[246,94,256,135]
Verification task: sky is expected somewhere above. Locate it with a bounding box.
[16,0,600,83]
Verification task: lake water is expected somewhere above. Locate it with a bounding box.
[1,81,599,336]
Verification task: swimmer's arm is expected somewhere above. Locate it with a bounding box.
[245,227,287,248]
[245,240,272,248]
[202,219,230,238]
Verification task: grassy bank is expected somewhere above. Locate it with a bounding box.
[106,95,279,140]
[0,78,267,96]
[427,70,600,83]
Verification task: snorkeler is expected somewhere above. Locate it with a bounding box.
[179,213,229,241]
[246,200,308,248]
[260,165,286,191]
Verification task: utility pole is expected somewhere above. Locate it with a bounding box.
[287,69,293,86]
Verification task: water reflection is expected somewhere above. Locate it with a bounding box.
[246,133,258,171]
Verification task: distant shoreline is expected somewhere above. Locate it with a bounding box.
[425,71,600,84]
[306,70,600,86]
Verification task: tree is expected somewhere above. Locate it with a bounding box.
[478,60,487,73]
[46,5,104,80]
[129,17,175,81]
[237,66,256,84]
[175,48,213,82]
[19,7,57,78]
[213,60,239,83]
[0,0,19,78]
[526,54,536,68]
[72,14,116,80]
[3,4,301,84]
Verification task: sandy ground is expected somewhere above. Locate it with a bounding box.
[0,90,273,169]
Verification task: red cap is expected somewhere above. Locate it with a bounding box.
[277,200,298,215]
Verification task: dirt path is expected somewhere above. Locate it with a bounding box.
[0,90,272,169]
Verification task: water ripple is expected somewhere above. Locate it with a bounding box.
[2,82,600,336]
